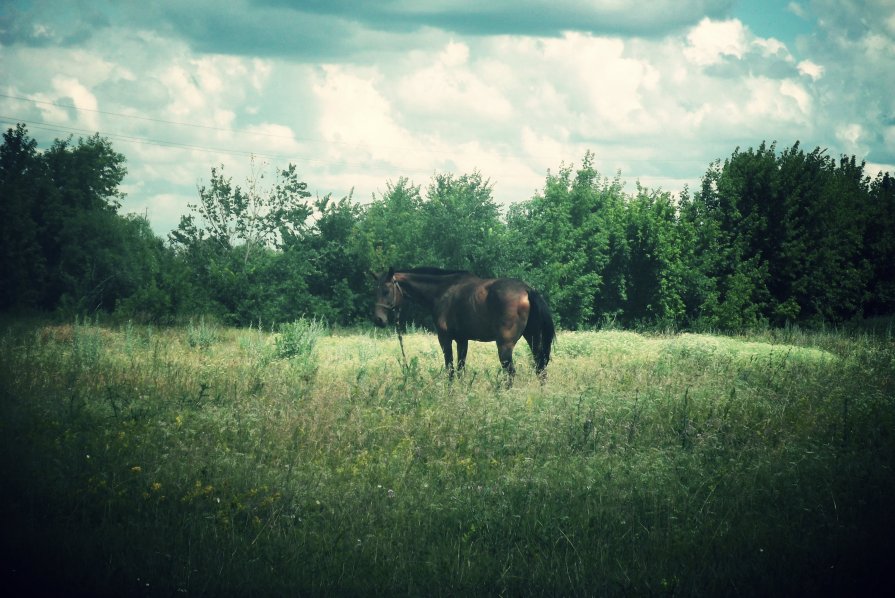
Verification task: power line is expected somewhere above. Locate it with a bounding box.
[0,91,710,167]
[0,92,467,156]
[0,115,300,161]
[2,115,710,197]
[0,116,480,179]
[0,92,279,138]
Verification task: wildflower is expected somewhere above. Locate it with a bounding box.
[131,465,142,474]
[387,489,395,499]
[151,482,162,492]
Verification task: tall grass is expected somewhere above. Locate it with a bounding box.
[1,322,892,595]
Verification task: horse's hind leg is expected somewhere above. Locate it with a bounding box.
[497,341,516,387]
[456,339,469,375]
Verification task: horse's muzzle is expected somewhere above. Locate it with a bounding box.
[373,313,389,328]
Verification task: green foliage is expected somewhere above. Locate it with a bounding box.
[0,124,45,309]
[421,171,507,275]
[300,194,372,325]
[0,124,137,312]
[680,142,887,330]
[170,156,312,257]
[3,124,894,330]
[167,157,317,325]
[622,186,688,327]
[360,177,427,271]
[864,172,895,315]
[507,152,628,328]
[361,171,508,277]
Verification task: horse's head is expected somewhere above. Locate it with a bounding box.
[371,267,404,327]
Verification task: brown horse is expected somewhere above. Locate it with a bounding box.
[372,267,555,383]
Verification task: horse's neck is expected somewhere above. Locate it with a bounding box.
[398,272,467,306]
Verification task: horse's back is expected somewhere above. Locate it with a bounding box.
[435,276,530,342]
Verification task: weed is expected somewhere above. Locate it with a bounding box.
[187,315,220,349]
[72,315,103,369]
[274,317,326,361]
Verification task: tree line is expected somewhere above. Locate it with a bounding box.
[2,123,893,331]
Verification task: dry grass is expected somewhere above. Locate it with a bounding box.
[1,319,892,595]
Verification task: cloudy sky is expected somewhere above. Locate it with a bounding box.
[2,0,894,235]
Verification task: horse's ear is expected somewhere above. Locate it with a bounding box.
[386,266,395,280]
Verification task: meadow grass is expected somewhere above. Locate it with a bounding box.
[1,319,893,595]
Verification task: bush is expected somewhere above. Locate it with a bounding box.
[273,318,327,381]
[274,318,326,359]
[186,316,220,349]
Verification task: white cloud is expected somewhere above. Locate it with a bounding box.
[684,18,748,66]
[836,123,865,154]
[3,1,894,235]
[51,76,100,129]
[797,59,824,80]
[312,65,426,167]
[787,2,808,19]
[397,41,515,123]
[780,79,812,116]
[752,37,791,59]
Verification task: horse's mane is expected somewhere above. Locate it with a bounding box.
[402,266,471,276]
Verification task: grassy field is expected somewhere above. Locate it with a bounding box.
[1,318,893,596]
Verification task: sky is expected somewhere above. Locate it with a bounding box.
[2,0,894,236]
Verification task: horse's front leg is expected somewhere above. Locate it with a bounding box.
[437,332,455,379]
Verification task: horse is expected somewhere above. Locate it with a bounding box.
[371,267,555,383]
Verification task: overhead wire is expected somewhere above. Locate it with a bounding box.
[0,114,464,180]
[0,91,707,168]
[0,92,510,158]
[1,93,714,201]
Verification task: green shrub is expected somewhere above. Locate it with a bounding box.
[273,318,327,381]
[274,318,326,360]
[186,316,219,349]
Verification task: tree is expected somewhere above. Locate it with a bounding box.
[301,193,370,325]
[0,125,134,312]
[0,124,46,309]
[359,177,427,271]
[421,171,507,275]
[622,185,686,327]
[680,142,882,329]
[863,172,895,316]
[169,158,313,324]
[507,152,626,329]
[170,157,312,259]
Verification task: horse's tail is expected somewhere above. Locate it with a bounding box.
[525,288,555,378]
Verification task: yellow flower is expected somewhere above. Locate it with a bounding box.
[151,482,162,492]
[131,465,142,474]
